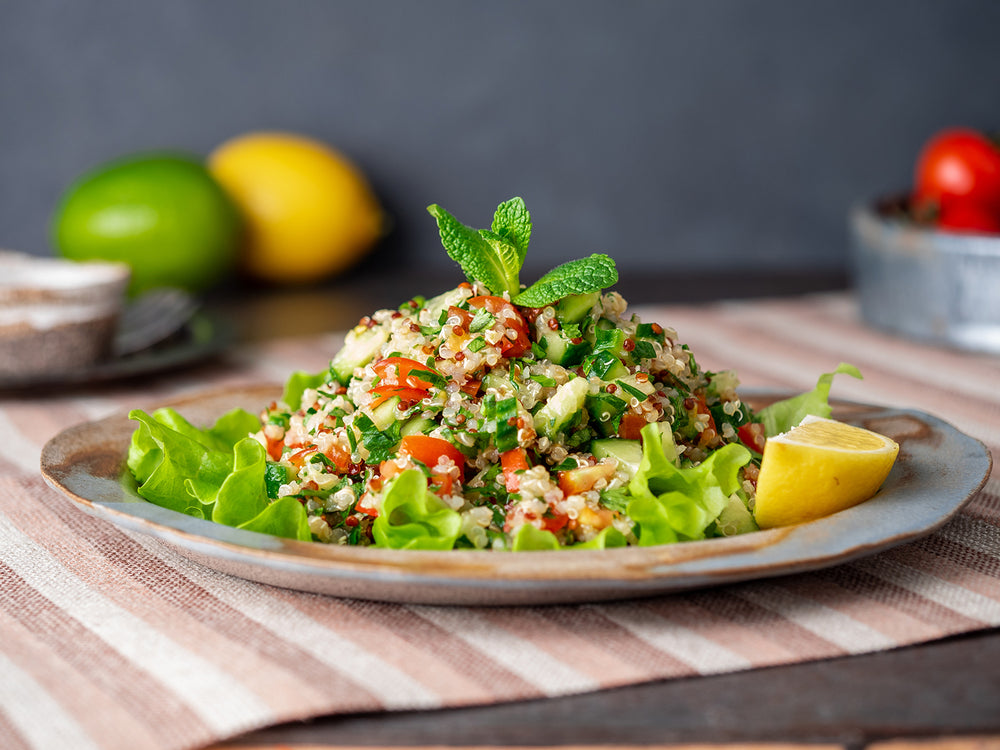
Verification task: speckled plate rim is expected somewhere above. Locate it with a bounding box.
[40,384,992,606]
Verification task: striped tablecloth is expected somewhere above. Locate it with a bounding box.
[2,293,998,750]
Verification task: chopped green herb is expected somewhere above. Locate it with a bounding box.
[470,307,496,333]
[616,380,649,402]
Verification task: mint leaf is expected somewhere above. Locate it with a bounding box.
[513,253,618,307]
[427,203,520,296]
[491,197,532,267]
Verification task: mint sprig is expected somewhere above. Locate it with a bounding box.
[427,198,530,298]
[513,253,618,307]
[427,197,618,307]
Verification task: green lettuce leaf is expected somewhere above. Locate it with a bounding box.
[511,523,561,551]
[127,408,309,540]
[127,409,235,518]
[757,362,863,437]
[238,496,312,540]
[510,523,627,551]
[372,469,462,550]
[626,422,751,545]
[283,370,329,411]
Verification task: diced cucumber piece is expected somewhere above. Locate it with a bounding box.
[370,396,400,431]
[591,438,642,477]
[534,376,590,438]
[587,352,628,381]
[541,330,590,366]
[555,292,599,324]
[585,393,628,437]
[482,371,517,397]
[330,324,389,385]
[400,416,435,436]
[421,286,468,323]
[715,494,759,536]
[593,327,627,358]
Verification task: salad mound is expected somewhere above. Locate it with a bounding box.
[127,198,859,550]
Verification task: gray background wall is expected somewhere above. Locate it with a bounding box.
[2,0,999,282]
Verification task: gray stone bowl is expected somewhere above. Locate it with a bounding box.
[0,251,131,377]
[850,195,1000,354]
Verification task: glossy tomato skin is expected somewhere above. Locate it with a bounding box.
[398,435,466,481]
[912,128,1000,215]
[936,201,1000,234]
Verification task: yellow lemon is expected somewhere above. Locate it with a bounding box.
[207,132,384,284]
[753,415,899,529]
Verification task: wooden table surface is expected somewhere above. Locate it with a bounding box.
[204,267,998,750]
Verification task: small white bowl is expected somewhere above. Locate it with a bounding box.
[0,251,131,376]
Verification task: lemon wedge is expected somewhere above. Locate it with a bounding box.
[753,415,899,529]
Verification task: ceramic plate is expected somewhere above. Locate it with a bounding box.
[40,385,992,606]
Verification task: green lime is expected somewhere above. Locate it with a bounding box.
[52,152,242,295]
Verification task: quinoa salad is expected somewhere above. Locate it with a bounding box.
[127,198,858,551]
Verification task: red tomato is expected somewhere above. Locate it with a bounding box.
[372,357,439,389]
[539,512,570,533]
[737,422,767,454]
[912,128,1000,215]
[617,412,646,440]
[936,201,1000,234]
[447,305,474,329]
[287,447,317,470]
[398,434,466,481]
[368,385,428,410]
[468,295,531,357]
[500,447,530,491]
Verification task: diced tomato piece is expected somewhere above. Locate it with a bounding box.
[372,357,440,390]
[368,385,429,410]
[460,378,481,396]
[355,492,379,517]
[557,461,617,496]
[398,434,466,482]
[687,392,719,447]
[618,412,646,440]
[287,447,317,470]
[378,459,403,481]
[447,305,475,329]
[323,442,352,472]
[540,512,570,533]
[500,447,530,492]
[429,472,455,497]
[737,422,767,454]
[468,295,531,357]
[264,434,284,461]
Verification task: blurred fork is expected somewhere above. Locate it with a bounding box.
[113,288,200,357]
